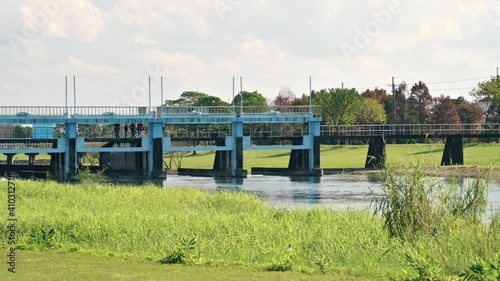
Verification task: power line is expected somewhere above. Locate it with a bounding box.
[430,87,474,91]
[424,77,488,85]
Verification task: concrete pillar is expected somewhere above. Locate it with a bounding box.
[288,138,307,171]
[5,154,15,165]
[308,121,321,173]
[65,122,78,181]
[231,120,246,177]
[26,153,39,165]
[365,136,386,169]
[148,121,165,179]
[213,138,230,171]
[441,135,464,166]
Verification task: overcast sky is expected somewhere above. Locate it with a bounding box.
[1,0,499,106]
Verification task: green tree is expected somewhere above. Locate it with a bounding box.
[13,125,33,138]
[355,98,387,124]
[314,88,361,125]
[232,91,268,107]
[470,78,500,122]
[165,91,229,107]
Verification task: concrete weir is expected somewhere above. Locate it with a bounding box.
[0,105,322,181]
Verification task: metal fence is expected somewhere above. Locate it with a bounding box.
[321,124,500,137]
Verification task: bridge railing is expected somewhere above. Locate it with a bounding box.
[0,106,151,117]
[0,106,321,117]
[320,123,500,137]
[0,106,67,117]
[237,106,321,116]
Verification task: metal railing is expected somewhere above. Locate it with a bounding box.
[320,123,500,137]
[0,142,54,149]
[0,106,322,117]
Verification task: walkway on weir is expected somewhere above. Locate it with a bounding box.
[0,105,322,180]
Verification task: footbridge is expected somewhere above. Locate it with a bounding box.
[319,123,500,168]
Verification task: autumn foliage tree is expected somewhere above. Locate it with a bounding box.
[272,87,296,107]
[408,81,433,124]
[361,88,389,105]
[430,95,460,124]
[457,102,485,124]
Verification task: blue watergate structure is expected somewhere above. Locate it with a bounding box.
[0,105,323,181]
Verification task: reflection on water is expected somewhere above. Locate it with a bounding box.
[165,175,384,210]
[165,175,500,213]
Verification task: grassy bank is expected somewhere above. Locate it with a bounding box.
[1,179,499,280]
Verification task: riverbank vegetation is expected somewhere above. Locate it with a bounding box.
[1,165,499,280]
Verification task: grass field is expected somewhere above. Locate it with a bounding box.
[1,251,362,281]
[178,143,500,170]
[1,180,499,280]
[1,144,498,170]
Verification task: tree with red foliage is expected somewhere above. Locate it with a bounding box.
[272,87,296,108]
[430,95,460,124]
[408,81,433,124]
[457,102,485,124]
[361,88,389,104]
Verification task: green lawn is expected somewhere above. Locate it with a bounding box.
[1,144,498,171]
[1,251,361,281]
[178,143,500,170]
[1,181,498,280]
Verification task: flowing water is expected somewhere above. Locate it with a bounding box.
[164,174,500,214]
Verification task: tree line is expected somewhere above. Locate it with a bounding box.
[164,78,499,126]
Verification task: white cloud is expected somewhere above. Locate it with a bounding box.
[417,16,463,41]
[1,0,500,106]
[132,36,159,46]
[17,0,105,42]
[68,56,119,74]
[319,0,343,21]
[241,39,268,56]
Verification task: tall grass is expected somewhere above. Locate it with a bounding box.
[0,178,499,279]
[374,163,500,279]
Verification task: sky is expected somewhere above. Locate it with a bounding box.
[1,0,499,107]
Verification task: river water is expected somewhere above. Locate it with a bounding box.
[164,174,500,214]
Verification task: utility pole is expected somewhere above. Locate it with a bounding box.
[497,67,499,79]
[391,77,396,124]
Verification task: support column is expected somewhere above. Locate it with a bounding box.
[441,135,464,166]
[64,122,77,181]
[50,139,66,181]
[231,120,246,177]
[148,121,165,179]
[288,138,307,171]
[308,120,322,176]
[5,154,15,165]
[213,138,230,171]
[365,136,386,169]
[26,153,39,165]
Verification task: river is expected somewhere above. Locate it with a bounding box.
[164,174,500,214]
